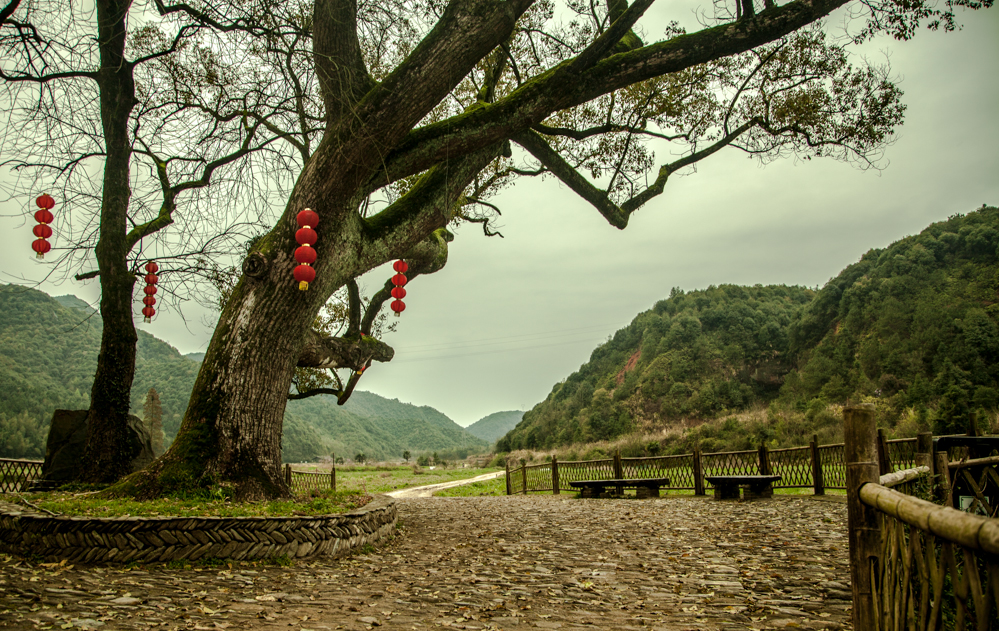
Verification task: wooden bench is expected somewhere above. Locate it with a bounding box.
[704,475,781,500]
[568,478,670,499]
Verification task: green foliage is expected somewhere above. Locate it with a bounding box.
[498,206,999,451]
[498,284,813,451]
[0,286,486,463]
[464,410,525,442]
[784,206,999,432]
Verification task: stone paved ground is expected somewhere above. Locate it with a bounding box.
[0,495,853,631]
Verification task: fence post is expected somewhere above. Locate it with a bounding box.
[758,443,771,475]
[331,453,337,492]
[844,404,881,631]
[876,428,891,475]
[521,459,528,495]
[810,434,825,496]
[505,461,512,496]
[613,449,624,496]
[693,448,705,496]
[552,456,560,495]
[284,463,292,488]
[934,450,952,505]
[915,433,933,474]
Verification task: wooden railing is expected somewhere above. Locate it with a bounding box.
[845,405,999,631]
[0,458,43,493]
[284,464,336,496]
[503,434,900,496]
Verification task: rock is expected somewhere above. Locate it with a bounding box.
[41,409,156,482]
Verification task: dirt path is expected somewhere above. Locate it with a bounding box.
[0,494,853,631]
[386,471,505,498]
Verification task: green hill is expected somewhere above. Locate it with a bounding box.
[0,286,485,462]
[499,205,999,452]
[465,411,525,443]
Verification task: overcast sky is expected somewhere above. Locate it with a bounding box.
[2,3,997,427]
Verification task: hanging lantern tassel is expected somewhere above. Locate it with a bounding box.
[32,194,55,259]
[142,262,159,323]
[390,259,408,317]
[294,208,319,290]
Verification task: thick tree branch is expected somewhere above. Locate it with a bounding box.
[314,0,374,122]
[361,143,504,268]
[297,328,394,370]
[0,0,22,24]
[368,0,852,187]
[515,118,760,227]
[307,0,533,205]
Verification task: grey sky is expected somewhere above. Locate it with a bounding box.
[3,3,997,427]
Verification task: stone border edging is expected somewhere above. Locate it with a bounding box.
[0,494,397,564]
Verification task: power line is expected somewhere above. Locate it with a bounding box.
[390,335,609,363]
[394,321,621,354]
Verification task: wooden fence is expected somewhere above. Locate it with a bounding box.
[845,405,999,631]
[284,464,336,496]
[504,433,918,496]
[0,458,335,497]
[0,458,43,493]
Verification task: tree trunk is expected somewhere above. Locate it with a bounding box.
[80,0,139,484]
[123,196,368,500]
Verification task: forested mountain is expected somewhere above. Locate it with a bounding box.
[499,206,999,452]
[0,286,485,461]
[465,411,525,443]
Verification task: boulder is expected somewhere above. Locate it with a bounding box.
[41,409,156,482]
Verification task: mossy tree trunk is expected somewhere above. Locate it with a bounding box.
[123,0,869,500]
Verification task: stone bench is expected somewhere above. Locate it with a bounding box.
[568,478,670,499]
[704,475,782,500]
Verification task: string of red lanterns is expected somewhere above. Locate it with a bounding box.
[294,208,319,291]
[390,259,408,316]
[141,262,159,323]
[32,194,55,259]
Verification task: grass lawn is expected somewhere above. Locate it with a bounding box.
[434,475,508,497]
[19,490,374,518]
[317,465,502,495]
[10,466,502,518]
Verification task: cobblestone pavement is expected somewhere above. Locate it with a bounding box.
[0,495,853,631]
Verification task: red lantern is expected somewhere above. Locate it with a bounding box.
[294,263,316,285]
[295,208,319,290]
[389,260,407,316]
[31,239,51,256]
[31,195,55,259]
[294,245,317,265]
[141,261,160,322]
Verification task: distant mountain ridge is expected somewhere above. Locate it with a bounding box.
[465,410,525,443]
[0,286,485,462]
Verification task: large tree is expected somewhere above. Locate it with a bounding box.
[105,0,988,500]
[0,0,306,482]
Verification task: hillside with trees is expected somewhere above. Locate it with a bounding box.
[0,286,484,461]
[498,206,999,453]
[465,411,527,443]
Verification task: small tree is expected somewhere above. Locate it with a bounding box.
[142,388,165,456]
[354,452,366,465]
[402,450,411,462]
